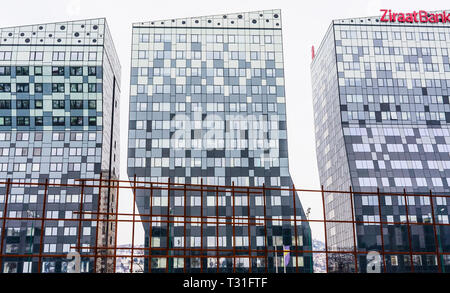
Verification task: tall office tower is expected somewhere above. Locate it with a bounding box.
[0,19,121,273]
[128,9,312,272]
[311,11,450,272]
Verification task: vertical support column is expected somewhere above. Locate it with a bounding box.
[200,179,204,273]
[131,175,137,273]
[94,172,102,273]
[215,186,219,273]
[0,178,11,272]
[37,178,48,273]
[183,183,187,273]
[149,183,153,273]
[246,187,252,273]
[292,184,299,273]
[403,188,414,272]
[321,185,329,273]
[262,184,268,273]
[349,186,358,273]
[166,178,171,273]
[376,188,387,273]
[429,190,442,273]
[112,177,120,273]
[77,180,85,267]
[232,182,236,273]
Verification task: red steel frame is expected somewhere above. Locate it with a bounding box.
[0,177,448,273]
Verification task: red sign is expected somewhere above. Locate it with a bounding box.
[380,9,450,23]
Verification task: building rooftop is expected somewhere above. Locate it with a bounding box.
[0,18,108,46]
[133,9,282,30]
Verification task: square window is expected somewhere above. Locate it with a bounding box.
[34,83,43,93]
[88,66,96,76]
[88,52,97,61]
[35,117,43,126]
[88,117,97,126]
[70,116,83,126]
[88,83,97,92]
[34,66,42,76]
[88,100,97,109]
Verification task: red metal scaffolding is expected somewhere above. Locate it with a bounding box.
[0,176,449,273]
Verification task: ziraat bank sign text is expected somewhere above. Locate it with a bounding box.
[380,9,450,23]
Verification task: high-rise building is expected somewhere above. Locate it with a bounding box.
[128,9,312,272]
[0,18,121,273]
[311,10,450,272]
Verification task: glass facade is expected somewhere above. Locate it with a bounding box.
[128,10,312,272]
[312,12,450,272]
[0,18,121,273]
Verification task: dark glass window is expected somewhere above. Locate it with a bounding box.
[35,116,43,126]
[17,116,30,126]
[70,66,83,76]
[52,117,65,126]
[52,83,65,92]
[88,100,97,110]
[70,116,83,126]
[35,100,43,109]
[70,100,83,109]
[16,66,29,76]
[0,84,10,92]
[16,83,29,93]
[70,83,83,93]
[16,100,29,109]
[0,100,11,109]
[88,83,97,93]
[34,83,43,93]
[34,66,43,76]
[88,116,97,126]
[88,66,96,76]
[52,66,64,76]
[0,66,11,76]
[0,116,11,126]
[52,100,65,109]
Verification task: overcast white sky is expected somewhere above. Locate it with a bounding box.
[1,0,448,244]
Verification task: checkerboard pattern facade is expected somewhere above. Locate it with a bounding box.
[312,11,450,272]
[128,10,312,272]
[0,18,121,273]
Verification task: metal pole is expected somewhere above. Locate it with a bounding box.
[262,183,268,273]
[200,178,204,273]
[77,181,85,269]
[183,183,187,273]
[429,190,443,273]
[94,172,102,273]
[437,207,445,273]
[246,187,252,273]
[376,187,387,273]
[0,178,11,272]
[149,183,153,273]
[403,188,414,272]
[291,184,299,273]
[321,185,329,273]
[437,214,445,273]
[275,245,278,273]
[28,211,35,272]
[112,177,120,273]
[306,207,313,273]
[216,186,219,273]
[231,181,236,273]
[37,178,48,273]
[131,175,137,273]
